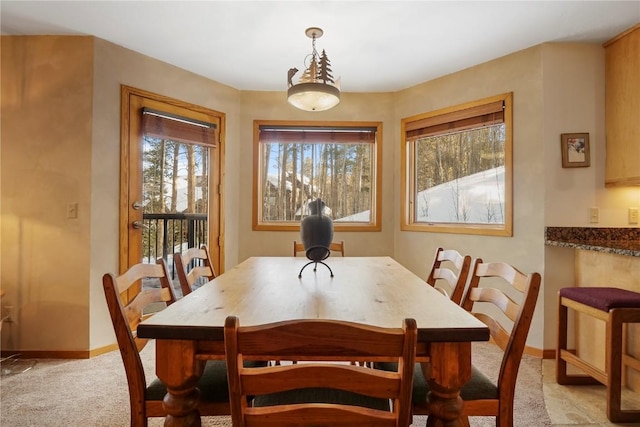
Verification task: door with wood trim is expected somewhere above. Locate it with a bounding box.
[120,86,224,289]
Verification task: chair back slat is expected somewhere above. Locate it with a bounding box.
[426,247,473,305]
[467,287,521,322]
[174,245,216,296]
[114,262,170,294]
[244,405,398,427]
[241,364,401,398]
[122,288,171,331]
[329,241,346,257]
[187,265,214,285]
[439,249,468,270]
[237,320,407,358]
[294,240,345,257]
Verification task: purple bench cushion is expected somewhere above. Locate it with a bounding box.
[560,287,640,312]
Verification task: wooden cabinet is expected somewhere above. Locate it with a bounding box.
[574,250,640,392]
[604,24,640,187]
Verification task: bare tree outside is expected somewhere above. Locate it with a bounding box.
[261,141,372,222]
[258,124,376,224]
[414,123,505,225]
[142,136,209,261]
[402,93,512,236]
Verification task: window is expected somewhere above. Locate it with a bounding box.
[141,108,215,262]
[401,93,513,236]
[253,120,382,231]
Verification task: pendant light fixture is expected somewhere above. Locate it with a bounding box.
[287,27,341,112]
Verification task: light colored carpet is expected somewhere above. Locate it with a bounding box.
[0,341,551,426]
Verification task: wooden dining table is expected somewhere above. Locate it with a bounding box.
[137,256,490,427]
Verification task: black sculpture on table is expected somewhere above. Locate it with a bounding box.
[298,198,334,278]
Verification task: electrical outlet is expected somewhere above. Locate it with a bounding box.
[629,207,639,225]
[66,202,78,219]
[3,305,13,323]
[589,207,599,223]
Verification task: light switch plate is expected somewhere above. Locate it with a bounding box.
[66,202,78,219]
[589,207,599,223]
[629,207,639,224]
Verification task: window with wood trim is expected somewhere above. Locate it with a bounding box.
[253,121,382,231]
[401,93,513,236]
[141,108,216,262]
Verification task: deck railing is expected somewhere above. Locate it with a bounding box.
[142,212,208,277]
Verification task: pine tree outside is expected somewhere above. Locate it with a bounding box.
[142,136,209,263]
[254,121,382,231]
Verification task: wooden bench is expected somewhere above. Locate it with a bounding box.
[556,287,640,422]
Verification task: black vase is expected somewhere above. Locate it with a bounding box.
[300,199,333,262]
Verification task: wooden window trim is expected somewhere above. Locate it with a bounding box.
[120,85,226,274]
[253,120,382,232]
[400,93,513,236]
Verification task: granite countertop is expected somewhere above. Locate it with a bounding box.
[545,227,640,257]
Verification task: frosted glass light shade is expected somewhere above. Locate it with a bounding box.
[287,82,340,112]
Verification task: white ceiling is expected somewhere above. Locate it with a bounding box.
[2,1,639,92]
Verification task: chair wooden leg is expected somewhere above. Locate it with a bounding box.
[607,309,623,422]
[496,401,514,427]
[556,297,569,384]
[606,309,640,423]
[556,297,601,386]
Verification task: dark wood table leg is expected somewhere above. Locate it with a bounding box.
[425,342,472,427]
[156,340,204,427]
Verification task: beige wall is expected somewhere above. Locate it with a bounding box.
[236,91,396,261]
[2,35,634,354]
[1,36,94,352]
[542,43,640,350]
[1,36,243,352]
[89,38,242,350]
[393,46,547,348]
[542,43,640,227]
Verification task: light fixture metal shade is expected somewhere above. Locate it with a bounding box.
[287,82,340,112]
[287,27,341,112]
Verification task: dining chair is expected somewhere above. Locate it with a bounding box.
[293,239,345,257]
[102,258,231,427]
[224,316,417,427]
[174,244,216,296]
[425,247,473,305]
[411,260,541,427]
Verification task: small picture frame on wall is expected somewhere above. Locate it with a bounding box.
[561,133,590,168]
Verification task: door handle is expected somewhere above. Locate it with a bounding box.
[132,220,147,229]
